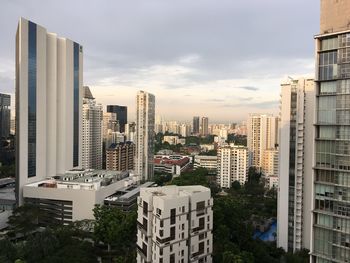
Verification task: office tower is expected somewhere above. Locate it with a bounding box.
[135,91,155,181]
[136,185,213,263]
[106,131,125,151]
[201,117,209,136]
[125,122,136,142]
[310,1,350,261]
[217,144,249,188]
[16,18,82,205]
[107,105,127,133]
[247,114,278,169]
[106,141,135,171]
[261,148,279,177]
[102,112,118,140]
[193,116,200,135]
[82,86,102,169]
[277,78,315,252]
[0,93,11,139]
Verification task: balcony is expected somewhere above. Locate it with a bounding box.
[136,244,147,258]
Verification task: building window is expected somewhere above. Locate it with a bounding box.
[73,42,80,167]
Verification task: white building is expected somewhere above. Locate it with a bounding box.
[125,122,136,142]
[163,135,181,145]
[82,86,103,169]
[217,144,249,187]
[135,91,155,181]
[261,148,279,177]
[277,78,315,252]
[180,124,191,138]
[194,155,217,174]
[247,114,278,169]
[23,169,136,223]
[15,18,83,205]
[136,185,213,263]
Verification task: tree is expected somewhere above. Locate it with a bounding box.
[93,205,136,255]
[7,204,41,238]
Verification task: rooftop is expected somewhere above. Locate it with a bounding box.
[141,185,210,200]
[154,155,190,166]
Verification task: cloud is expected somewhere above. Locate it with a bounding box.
[237,86,259,91]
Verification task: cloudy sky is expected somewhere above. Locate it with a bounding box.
[0,0,319,123]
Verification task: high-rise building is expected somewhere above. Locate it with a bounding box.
[261,148,279,177]
[16,18,83,205]
[0,93,11,139]
[217,144,249,187]
[106,141,135,171]
[201,117,209,136]
[193,116,200,135]
[125,122,136,142]
[135,91,155,181]
[310,1,350,261]
[277,78,315,252]
[247,114,278,169]
[82,86,102,169]
[180,123,191,137]
[102,112,118,141]
[136,185,213,263]
[107,105,127,133]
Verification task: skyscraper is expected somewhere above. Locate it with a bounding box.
[247,114,278,169]
[16,18,83,205]
[217,144,249,188]
[193,116,200,135]
[277,78,315,253]
[0,93,11,139]
[82,86,102,169]
[135,91,155,181]
[311,1,350,261]
[201,117,209,136]
[107,105,127,133]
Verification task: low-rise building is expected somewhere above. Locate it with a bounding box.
[136,185,213,263]
[163,135,185,145]
[154,155,191,177]
[194,155,217,174]
[106,141,135,171]
[23,169,138,224]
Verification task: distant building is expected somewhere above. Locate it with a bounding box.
[194,155,217,174]
[135,91,155,181]
[180,124,191,137]
[201,117,209,136]
[0,93,10,139]
[82,86,103,169]
[107,105,127,133]
[193,116,200,135]
[217,144,249,187]
[23,169,136,224]
[125,122,136,142]
[106,141,135,172]
[247,114,278,169]
[136,185,213,263]
[261,148,279,177]
[154,155,191,176]
[163,135,186,145]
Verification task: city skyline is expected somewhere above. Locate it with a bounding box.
[0,0,318,122]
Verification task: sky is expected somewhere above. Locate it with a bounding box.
[0,0,319,123]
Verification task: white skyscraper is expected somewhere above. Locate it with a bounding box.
[16,18,83,205]
[217,144,249,188]
[247,114,278,168]
[82,86,102,169]
[135,91,155,181]
[277,78,315,252]
[136,185,213,263]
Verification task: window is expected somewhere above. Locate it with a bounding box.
[160,220,163,228]
[143,201,148,215]
[170,208,176,225]
[170,254,175,263]
[321,37,338,51]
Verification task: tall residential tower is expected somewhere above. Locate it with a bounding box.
[135,91,155,181]
[15,18,83,205]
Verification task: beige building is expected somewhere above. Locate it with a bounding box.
[261,148,279,177]
[106,141,135,171]
[247,114,278,169]
[136,185,213,263]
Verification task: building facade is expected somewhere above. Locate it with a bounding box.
[201,117,209,137]
[107,105,127,133]
[310,1,350,261]
[106,141,135,171]
[82,86,102,169]
[0,93,11,139]
[193,116,200,135]
[217,144,249,187]
[277,78,315,253]
[262,148,279,177]
[136,185,213,263]
[135,91,155,181]
[194,155,217,174]
[16,18,83,205]
[247,113,278,169]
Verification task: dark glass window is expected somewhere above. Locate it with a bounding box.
[28,21,37,178]
[73,42,79,167]
[170,208,176,225]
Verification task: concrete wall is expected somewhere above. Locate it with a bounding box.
[320,0,350,34]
